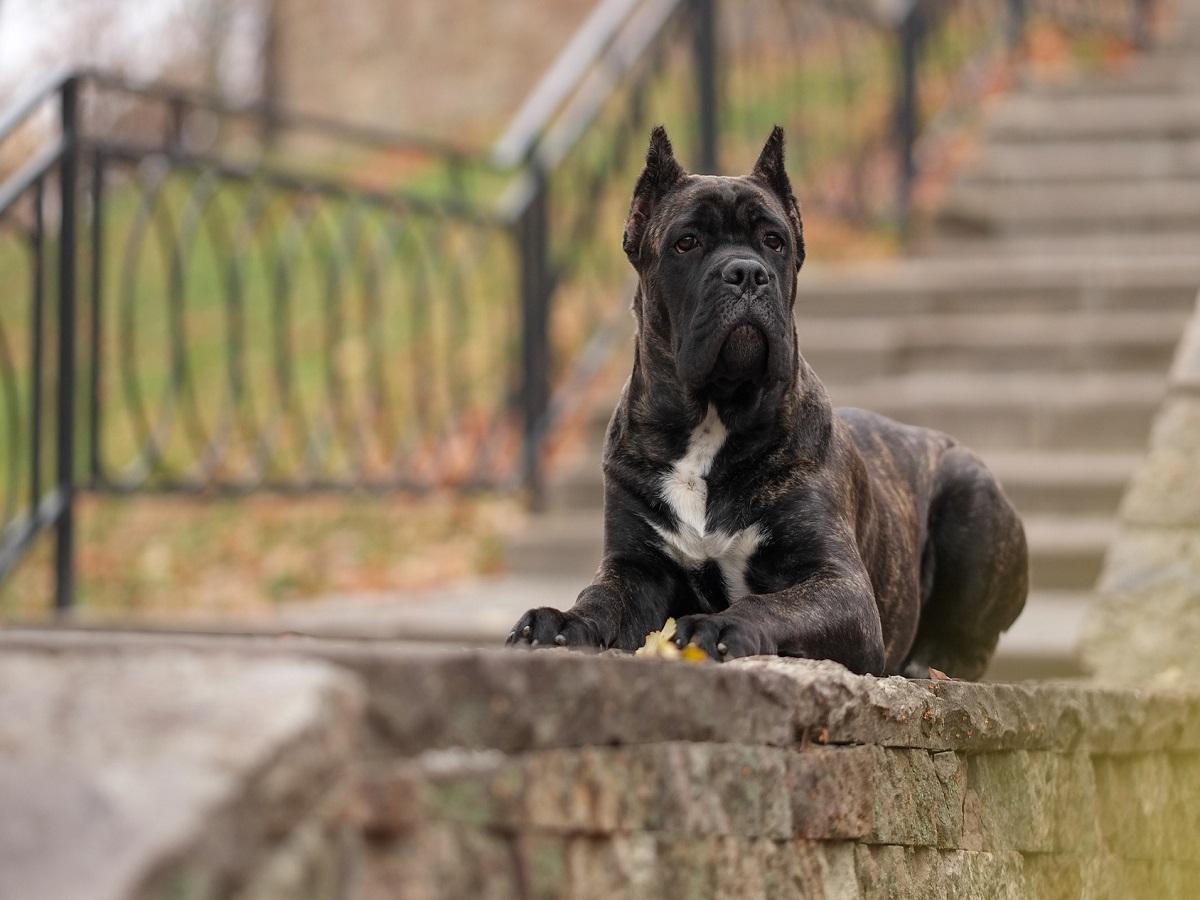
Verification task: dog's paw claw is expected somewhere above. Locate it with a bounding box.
[674,614,772,661]
[506,607,606,650]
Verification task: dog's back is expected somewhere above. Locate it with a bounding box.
[834,406,1028,677]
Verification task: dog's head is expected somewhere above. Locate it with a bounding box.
[623,125,804,402]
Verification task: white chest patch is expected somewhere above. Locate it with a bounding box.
[649,405,765,600]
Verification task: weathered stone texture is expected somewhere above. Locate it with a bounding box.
[0,650,364,900]
[3,634,1200,898]
[1083,290,1200,686]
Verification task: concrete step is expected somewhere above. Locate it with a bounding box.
[1023,58,1199,97]
[505,509,603,577]
[797,255,1200,316]
[507,504,1108,591]
[275,573,587,644]
[549,446,1137,518]
[832,372,1165,452]
[985,589,1091,680]
[919,230,1200,259]
[549,447,1140,520]
[1024,515,1114,592]
[548,449,606,512]
[802,309,1186,384]
[984,94,1200,142]
[986,451,1140,516]
[575,373,1163,452]
[938,179,1200,236]
[962,137,1200,184]
[550,447,1140,520]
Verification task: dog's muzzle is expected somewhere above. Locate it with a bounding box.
[715,323,767,382]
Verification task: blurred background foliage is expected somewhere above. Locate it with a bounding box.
[0,0,1143,619]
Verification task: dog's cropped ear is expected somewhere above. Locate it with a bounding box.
[623,125,686,263]
[751,126,805,270]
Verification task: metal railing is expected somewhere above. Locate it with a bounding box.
[0,0,1159,612]
[0,69,518,611]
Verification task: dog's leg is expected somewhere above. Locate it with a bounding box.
[672,556,887,675]
[901,446,1028,681]
[507,555,680,651]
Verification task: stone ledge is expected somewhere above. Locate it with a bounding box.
[0,648,364,900]
[4,630,1200,755]
[3,631,1200,898]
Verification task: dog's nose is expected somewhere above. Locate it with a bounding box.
[722,258,769,288]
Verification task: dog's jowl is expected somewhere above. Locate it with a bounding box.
[508,126,1028,678]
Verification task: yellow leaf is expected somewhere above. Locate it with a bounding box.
[680,644,709,664]
[636,619,710,663]
[635,618,678,657]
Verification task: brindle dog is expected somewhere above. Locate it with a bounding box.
[507,126,1027,678]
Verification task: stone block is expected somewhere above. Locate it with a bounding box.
[788,747,876,841]
[964,752,1053,853]
[1166,753,1200,860]
[233,788,356,900]
[1092,753,1173,860]
[964,751,1098,854]
[367,743,795,840]
[361,822,522,900]
[1017,853,1200,900]
[854,845,1025,900]
[1020,853,1083,900]
[868,749,964,848]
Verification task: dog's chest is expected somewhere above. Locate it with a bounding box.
[649,406,764,599]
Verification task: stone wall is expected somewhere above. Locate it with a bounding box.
[1082,290,1200,685]
[0,647,363,900]
[357,653,1200,900]
[3,632,1200,899]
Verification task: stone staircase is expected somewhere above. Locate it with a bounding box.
[505,16,1200,680]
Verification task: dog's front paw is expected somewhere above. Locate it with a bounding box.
[506,607,606,650]
[673,614,776,661]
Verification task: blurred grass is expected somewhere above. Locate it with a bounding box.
[0,491,521,619]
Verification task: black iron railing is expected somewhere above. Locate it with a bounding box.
[0,0,1160,612]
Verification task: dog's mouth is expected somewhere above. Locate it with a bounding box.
[712,323,767,385]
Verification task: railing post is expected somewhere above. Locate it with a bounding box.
[518,170,551,510]
[692,0,719,174]
[55,75,80,613]
[894,1,925,235]
[1132,0,1153,50]
[1006,0,1027,54]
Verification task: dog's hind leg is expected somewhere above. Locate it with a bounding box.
[901,446,1028,681]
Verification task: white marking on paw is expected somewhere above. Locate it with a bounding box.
[650,405,765,600]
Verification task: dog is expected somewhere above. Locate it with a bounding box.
[507,126,1027,678]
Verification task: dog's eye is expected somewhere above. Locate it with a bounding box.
[763,232,785,252]
[674,234,699,253]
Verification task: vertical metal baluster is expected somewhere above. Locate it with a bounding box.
[1132,0,1153,50]
[1007,0,1028,54]
[693,0,719,174]
[894,2,925,235]
[54,76,80,612]
[88,151,105,487]
[518,170,550,510]
[30,178,45,510]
